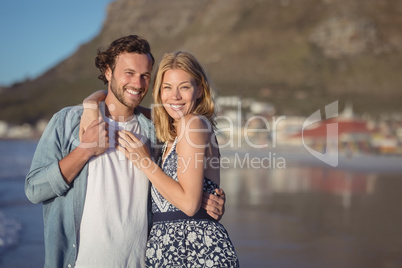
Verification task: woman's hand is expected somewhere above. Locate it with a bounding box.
[115,129,153,171]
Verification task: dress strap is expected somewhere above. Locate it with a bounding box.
[161,137,178,165]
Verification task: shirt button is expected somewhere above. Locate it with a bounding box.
[73,244,76,248]
[68,265,72,268]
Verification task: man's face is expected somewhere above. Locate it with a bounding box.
[105,52,152,110]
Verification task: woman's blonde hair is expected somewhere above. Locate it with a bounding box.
[153,51,216,142]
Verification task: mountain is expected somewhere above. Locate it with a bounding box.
[2,0,402,124]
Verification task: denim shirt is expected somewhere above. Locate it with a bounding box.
[25,105,157,268]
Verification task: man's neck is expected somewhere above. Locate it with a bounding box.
[104,97,136,122]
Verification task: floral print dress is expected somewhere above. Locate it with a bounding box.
[145,138,239,267]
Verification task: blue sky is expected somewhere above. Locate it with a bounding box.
[0,0,115,86]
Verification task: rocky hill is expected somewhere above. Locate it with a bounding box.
[2,0,402,124]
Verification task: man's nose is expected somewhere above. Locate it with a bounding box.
[130,75,142,88]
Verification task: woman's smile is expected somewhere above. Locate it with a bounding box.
[161,69,201,120]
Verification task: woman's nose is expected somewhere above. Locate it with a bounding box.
[172,89,182,100]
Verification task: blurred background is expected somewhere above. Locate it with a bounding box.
[1,0,402,267]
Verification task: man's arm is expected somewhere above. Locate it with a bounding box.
[60,118,109,184]
[25,112,108,204]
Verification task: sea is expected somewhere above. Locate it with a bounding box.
[1,139,402,267]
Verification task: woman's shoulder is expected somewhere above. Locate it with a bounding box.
[181,114,212,130]
[176,114,214,147]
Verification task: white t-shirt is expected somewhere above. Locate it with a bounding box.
[75,104,149,268]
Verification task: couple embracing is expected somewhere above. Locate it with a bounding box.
[26,35,239,267]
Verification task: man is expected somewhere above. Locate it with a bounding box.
[25,35,225,268]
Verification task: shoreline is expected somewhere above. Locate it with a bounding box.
[1,139,402,173]
[221,146,402,173]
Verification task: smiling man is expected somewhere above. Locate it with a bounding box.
[106,52,152,117]
[25,35,225,268]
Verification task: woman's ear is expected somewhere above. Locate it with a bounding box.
[197,85,203,99]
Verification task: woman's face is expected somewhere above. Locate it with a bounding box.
[160,69,201,121]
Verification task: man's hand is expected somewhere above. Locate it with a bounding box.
[80,117,109,156]
[59,117,109,184]
[80,101,101,141]
[202,188,226,221]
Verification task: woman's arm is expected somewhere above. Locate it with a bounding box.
[116,115,209,216]
[79,90,107,141]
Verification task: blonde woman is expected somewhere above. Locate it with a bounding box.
[118,51,238,267]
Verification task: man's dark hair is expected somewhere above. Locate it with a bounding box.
[95,35,155,84]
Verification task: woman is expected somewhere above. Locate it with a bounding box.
[83,51,239,267]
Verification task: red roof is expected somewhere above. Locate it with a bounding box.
[292,118,372,138]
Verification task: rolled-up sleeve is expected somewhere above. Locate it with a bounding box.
[25,112,71,204]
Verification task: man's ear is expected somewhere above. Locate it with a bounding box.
[105,65,112,82]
